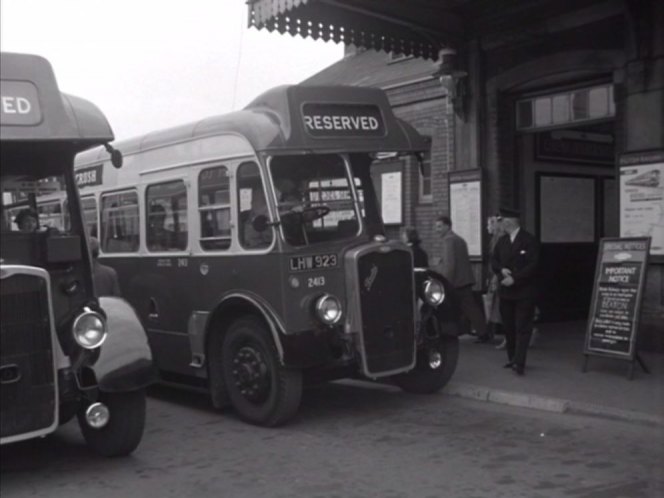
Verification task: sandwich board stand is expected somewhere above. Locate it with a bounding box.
[582,237,651,380]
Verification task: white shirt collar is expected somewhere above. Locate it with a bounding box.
[510,227,520,243]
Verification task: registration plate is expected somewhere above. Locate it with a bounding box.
[290,253,338,272]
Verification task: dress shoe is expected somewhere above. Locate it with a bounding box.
[474,335,492,344]
[514,365,525,376]
[503,362,514,369]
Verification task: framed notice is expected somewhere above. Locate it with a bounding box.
[584,237,650,365]
[449,170,482,257]
[381,171,402,225]
[619,151,664,261]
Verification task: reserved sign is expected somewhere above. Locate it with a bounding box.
[1,80,42,126]
[302,103,385,138]
[584,237,650,359]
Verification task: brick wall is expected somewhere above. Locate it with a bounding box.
[383,82,455,264]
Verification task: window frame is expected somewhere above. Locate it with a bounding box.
[145,179,189,253]
[418,151,433,204]
[100,189,140,254]
[197,164,232,252]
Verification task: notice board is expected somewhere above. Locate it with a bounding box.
[449,169,482,257]
[619,150,664,260]
[584,237,650,360]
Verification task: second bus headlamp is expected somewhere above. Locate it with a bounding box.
[72,307,108,349]
[423,278,445,306]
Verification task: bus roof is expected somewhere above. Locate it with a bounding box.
[0,52,114,148]
[76,85,429,165]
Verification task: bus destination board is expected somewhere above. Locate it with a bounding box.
[301,103,385,138]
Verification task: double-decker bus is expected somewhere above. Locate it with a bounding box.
[1,52,155,456]
[74,85,461,426]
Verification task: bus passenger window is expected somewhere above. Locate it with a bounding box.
[146,181,188,252]
[100,191,139,253]
[199,166,231,251]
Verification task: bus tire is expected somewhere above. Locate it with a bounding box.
[78,389,146,457]
[220,316,302,427]
[394,335,459,394]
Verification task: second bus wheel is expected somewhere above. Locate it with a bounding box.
[220,316,302,427]
[393,335,459,394]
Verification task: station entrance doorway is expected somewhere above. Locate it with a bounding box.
[515,83,617,321]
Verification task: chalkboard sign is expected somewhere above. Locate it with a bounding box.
[584,237,650,366]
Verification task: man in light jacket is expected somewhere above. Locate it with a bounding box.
[434,215,488,340]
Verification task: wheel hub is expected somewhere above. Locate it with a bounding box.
[428,349,442,369]
[231,346,270,403]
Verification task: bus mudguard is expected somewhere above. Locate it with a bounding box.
[415,269,462,337]
[93,297,157,392]
[202,292,286,365]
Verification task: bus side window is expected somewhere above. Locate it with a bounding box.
[146,180,188,252]
[199,166,231,251]
[100,191,139,253]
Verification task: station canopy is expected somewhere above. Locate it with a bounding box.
[247,0,465,60]
[247,0,608,60]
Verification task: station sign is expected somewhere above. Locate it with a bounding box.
[301,103,385,138]
[0,81,42,126]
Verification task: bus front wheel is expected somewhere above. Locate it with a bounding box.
[219,316,302,427]
[393,335,459,394]
[78,389,146,457]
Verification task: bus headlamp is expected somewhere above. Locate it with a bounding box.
[72,308,107,349]
[315,294,343,325]
[423,279,445,306]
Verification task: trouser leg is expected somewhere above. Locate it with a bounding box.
[499,299,516,363]
[513,298,536,367]
[456,285,487,337]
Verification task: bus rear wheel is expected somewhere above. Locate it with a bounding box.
[394,335,459,394]
[220,316,302,427]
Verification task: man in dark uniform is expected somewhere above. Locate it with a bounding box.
[89,237,121,297]
[491,208,539,375]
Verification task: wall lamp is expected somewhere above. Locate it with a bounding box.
[434,48,468,120]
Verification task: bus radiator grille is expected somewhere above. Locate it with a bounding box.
[357,249,415,375]
[0,273,56,439]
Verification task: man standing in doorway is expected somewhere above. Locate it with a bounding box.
[491,208,540,376]
[434,215,489,341]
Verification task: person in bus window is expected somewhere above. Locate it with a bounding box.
[15,208,39,232]
[148,204,174,251]
[89,237,121,297]
[241,187,272,249]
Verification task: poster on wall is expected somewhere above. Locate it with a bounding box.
[381,171,402,225]
[449,170,482,257]
[619,151,664,259]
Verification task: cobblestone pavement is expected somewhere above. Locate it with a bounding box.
[2,381,662,498]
